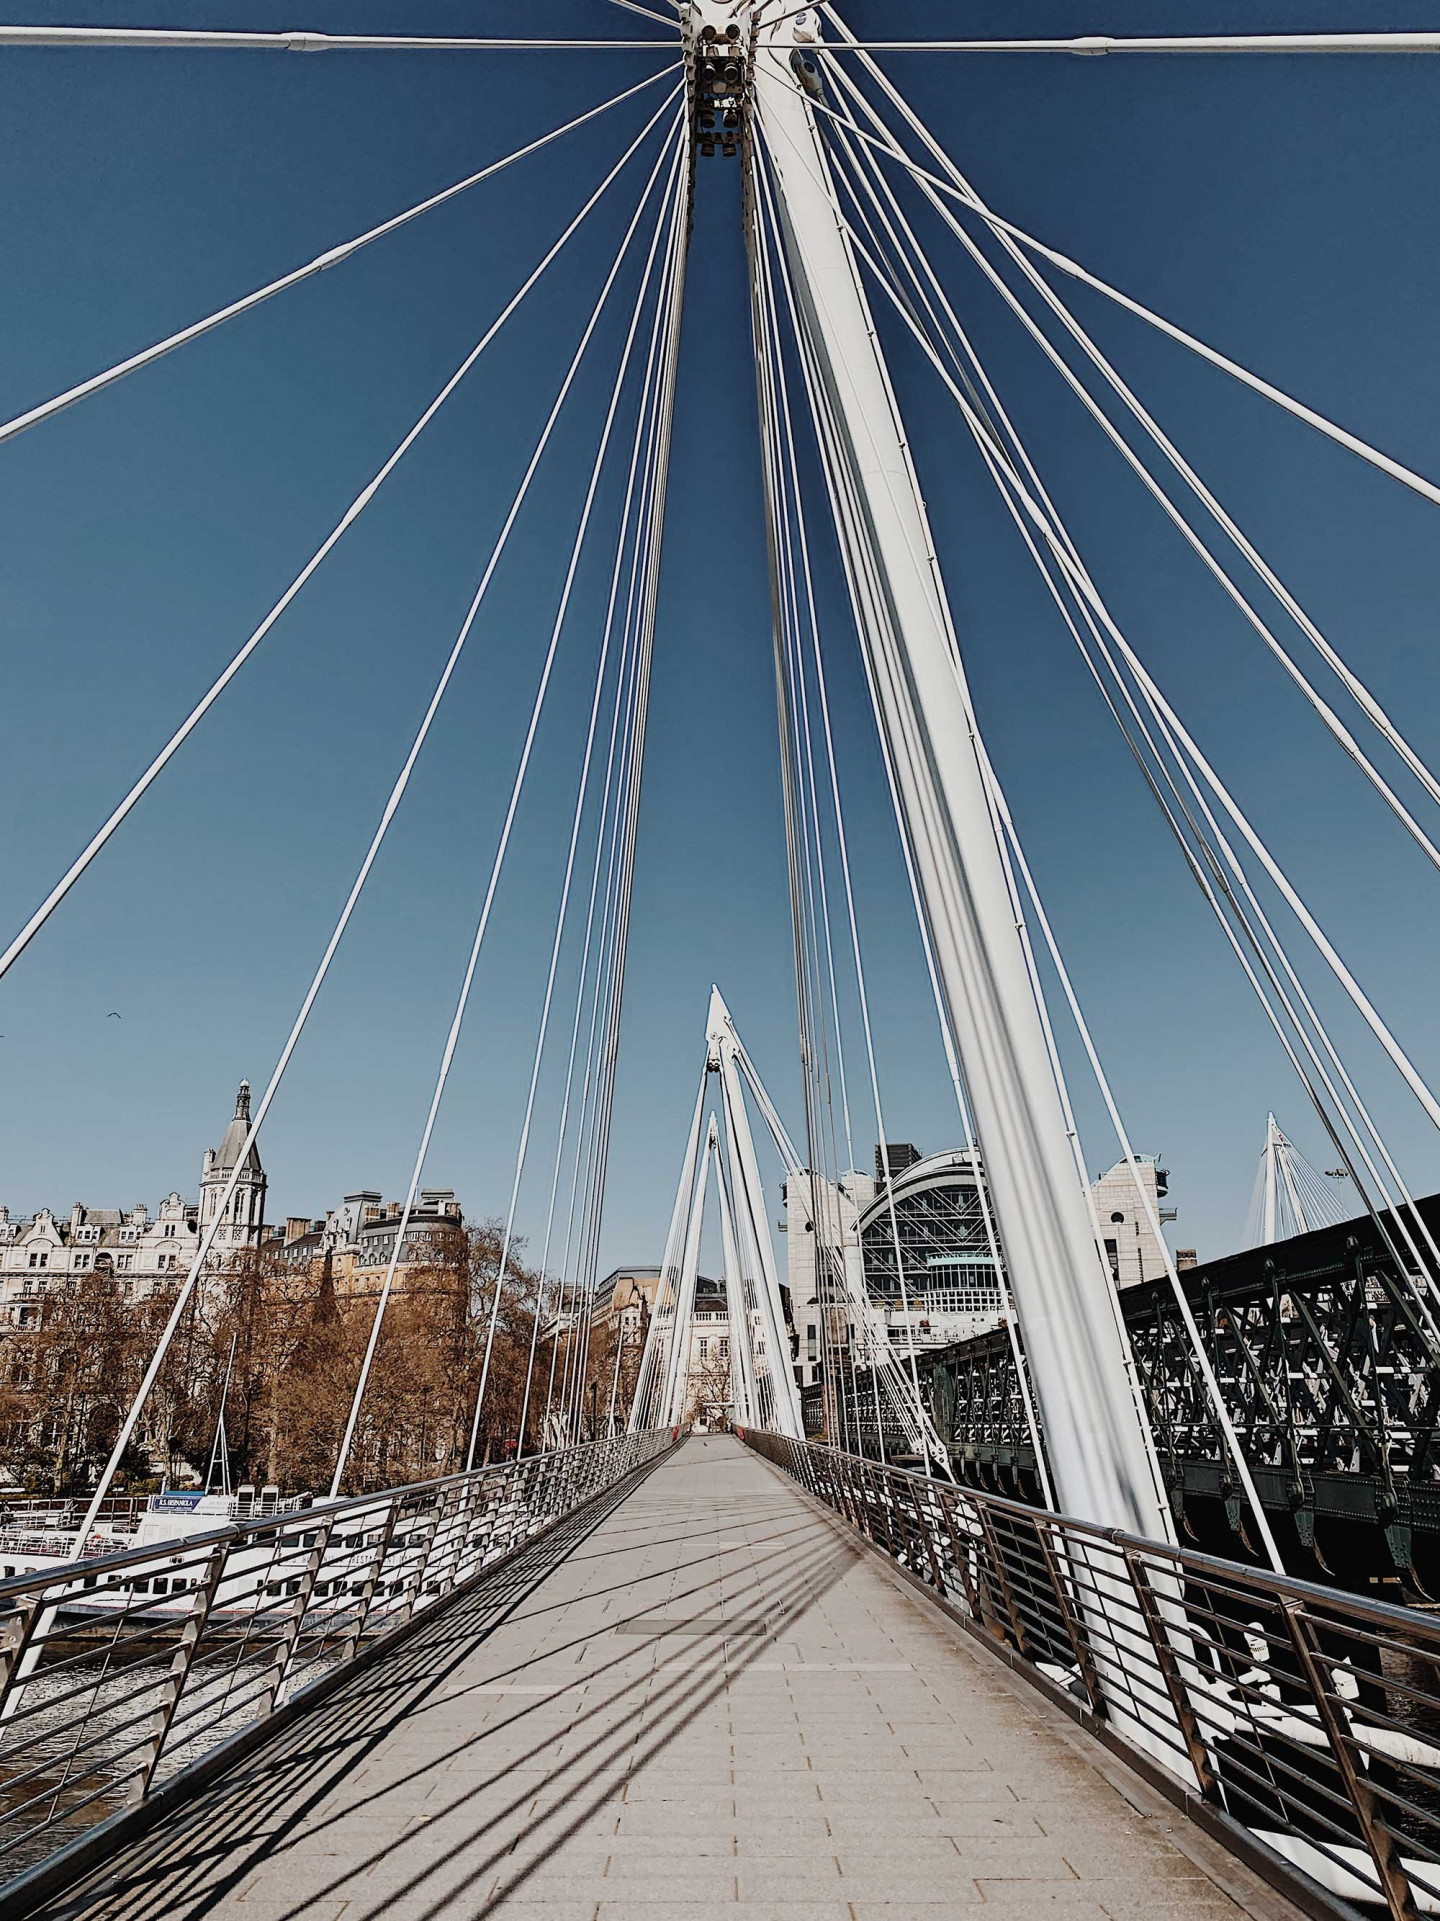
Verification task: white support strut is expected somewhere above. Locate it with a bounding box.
[753,14,1169,1539]
[709,988,806,1440]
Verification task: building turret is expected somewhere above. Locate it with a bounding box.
[198,1079,267,1251]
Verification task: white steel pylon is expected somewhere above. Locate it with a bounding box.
[708,988,807,1439]
[714,1141,760,1427]
[751,12,1169,1539]
[627,1010,802,1439]
[660,1116,714,1426]
[1249,1113,1348,1246]
[709,988,951,1471]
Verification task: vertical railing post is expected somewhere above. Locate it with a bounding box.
[0,1591,50,1724]
[394,1497,445,1629]
[1032,1522,1103,1711]
[1119,1548,1215,1777]
[939,1491,983,1620]
[914,1481,948,1594]
[833,1453,864,1536]
[460,1472,490,1581]
[129,1537,228,1803]
[253,1515,336,1721]
[974,1504,1028,1654]
[334,1497,399,1663]
[860,1463,886,1550]
[1284,1602,1421,1921]
[424,1481,469,1601]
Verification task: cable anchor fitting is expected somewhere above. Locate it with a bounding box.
[683,0,754,158]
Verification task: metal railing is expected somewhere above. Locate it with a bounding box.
[744,1429,1440,1920]
[0,1430,672,1892]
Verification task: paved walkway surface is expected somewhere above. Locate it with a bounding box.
[44,1436,1303,1920]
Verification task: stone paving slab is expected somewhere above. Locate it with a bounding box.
[39,1436,1305,1920]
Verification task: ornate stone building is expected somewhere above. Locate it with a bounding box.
[0,1081,269,1324]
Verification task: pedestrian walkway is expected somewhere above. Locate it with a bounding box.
[41,1436,1304,1919]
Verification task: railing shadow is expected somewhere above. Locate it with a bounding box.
[32,1439,860,1920]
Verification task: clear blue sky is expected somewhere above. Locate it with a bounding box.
[4,0,1440,1270]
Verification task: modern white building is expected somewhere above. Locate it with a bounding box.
[0,1081,269,1324]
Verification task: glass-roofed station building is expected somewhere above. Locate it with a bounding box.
[784,1142,1184,1384]
[783,1144,1008,1380]
[858,1145,1007,1350]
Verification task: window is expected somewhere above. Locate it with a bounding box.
[73,1252,90,1270]
[118,1254,132,1272]
[1110,1211,1125,1225]
[698,1338,709,1360]
[163,1223,176,1238]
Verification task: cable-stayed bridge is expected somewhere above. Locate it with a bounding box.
[5,2,1440,1917]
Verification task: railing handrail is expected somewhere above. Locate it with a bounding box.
[0,1429,674,1908]
[786,1433,1440,1644]
[747,1428,1440,1921]
[0,1436,638,1601]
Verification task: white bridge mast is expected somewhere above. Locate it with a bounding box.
[734,4,1168,1537]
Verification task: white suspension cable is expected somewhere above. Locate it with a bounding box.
[819,31,1440,55]
[750,169,860,1443]
[60,107,678,1545]
[890,178,1440,516]
[752,155,941,1466]
[604,0,678,22]
[525,464,655,1449]
[524,128,687,1449]
[817,46,1440,829]
[469,140,687,1454]
[814,100,1440,1295]
[326,109,684,1495]
[981,743,1286,1571]
[815,126,1285,1525]
[861,199,1440,1320]
[630,1066,709,1432]
[0,25,675,51]
[514,182,683,1455]
[0,72,676,453]
[832,183,1440,1154]
[0,88,680,989]
[560,210,687,1441]
[818,105,1440,1314]
[524,292,674,1446]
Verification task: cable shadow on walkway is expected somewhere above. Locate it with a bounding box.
[32,1459,669,1918]
[37,1455,860,1919]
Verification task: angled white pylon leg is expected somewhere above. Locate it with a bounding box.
[662,1118,714,1426]
[714,985,950,1468]
[709,988,806,1439]
[716,1146,761,1427]
[753,18,1168,1539]
[630,1068,709,1433]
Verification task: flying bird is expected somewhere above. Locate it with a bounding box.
[107,1011,122,1020]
